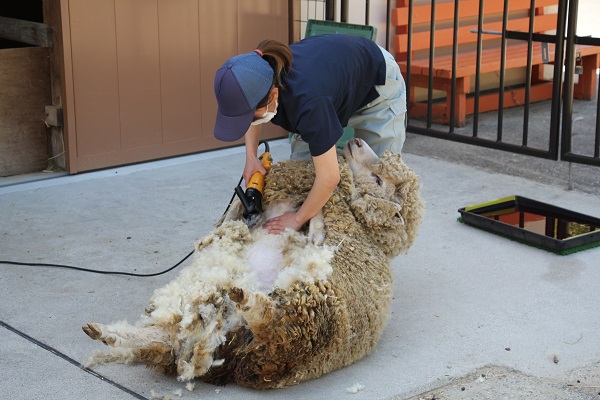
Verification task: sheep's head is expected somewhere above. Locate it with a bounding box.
[344,139,423,258]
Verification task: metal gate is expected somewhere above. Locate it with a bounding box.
[398,0,600,167]
[561,0,600,165]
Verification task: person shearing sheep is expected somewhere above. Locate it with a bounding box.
[213,34,407,234]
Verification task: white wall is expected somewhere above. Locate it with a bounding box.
[342,0,390,48]
[577,0,600,37]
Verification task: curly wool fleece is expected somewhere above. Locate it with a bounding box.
[83,152,423,389]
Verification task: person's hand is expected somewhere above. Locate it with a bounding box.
[243,156,267,185]
[262,146,339,235]
[262,211,304,234]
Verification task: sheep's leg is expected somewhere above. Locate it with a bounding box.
[83,322,173,368]
[215,197,244,226]
[228,287,276,329]
[85,347,140,367]
[307,209,325,245]
[228,285,336,387]
[83,322,168,349]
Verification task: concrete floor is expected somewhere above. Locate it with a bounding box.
[1,135,600,399]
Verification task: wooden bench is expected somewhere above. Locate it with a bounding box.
[392,0,600,126]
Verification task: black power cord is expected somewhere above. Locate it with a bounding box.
[0,251,194,277]
[0,140,271,278]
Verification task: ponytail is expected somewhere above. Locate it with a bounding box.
[255,39,292,90]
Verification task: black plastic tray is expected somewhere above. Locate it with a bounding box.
[458,195,600,254]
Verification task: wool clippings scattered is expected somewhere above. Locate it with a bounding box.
[346,383,366,394]
[150,389,173,400]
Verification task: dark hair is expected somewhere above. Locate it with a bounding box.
[255,39,292,108]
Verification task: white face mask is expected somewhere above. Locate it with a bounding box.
[251,100,278,126]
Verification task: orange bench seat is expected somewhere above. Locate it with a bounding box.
[392,0,600,126]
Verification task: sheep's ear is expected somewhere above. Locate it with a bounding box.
[351,194,402,228]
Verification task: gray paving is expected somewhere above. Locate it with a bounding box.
[1,136,599,400]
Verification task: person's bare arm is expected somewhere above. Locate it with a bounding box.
[243,125,266,184]
[263,146,340,233]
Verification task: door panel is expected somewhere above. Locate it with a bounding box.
[158,0,202,145]
[68,0,121,158]
[115,0,162,150]
[65,0,288,172]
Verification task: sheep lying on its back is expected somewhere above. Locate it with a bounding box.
[82,138,424,389]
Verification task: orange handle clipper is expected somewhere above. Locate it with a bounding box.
[235,150,273,227]
[246,151,272,192]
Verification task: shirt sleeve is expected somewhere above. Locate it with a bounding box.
[296,96,344,157]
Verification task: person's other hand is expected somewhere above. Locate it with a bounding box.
[262,211,303,234]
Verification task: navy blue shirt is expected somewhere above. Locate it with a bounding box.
[271,34,386,156]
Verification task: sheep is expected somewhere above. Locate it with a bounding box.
[82,138,424,389]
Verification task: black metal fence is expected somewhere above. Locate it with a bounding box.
[299,0,599,167]
[400,0,600,167]
[560,0,600,165]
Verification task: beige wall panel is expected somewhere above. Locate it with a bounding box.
[158,0,202,144]
[68,0,121,157]
[238,0,289,141]
[65,0,288,172]
[238,0,289,50]
[198,0,289,148]
[115,0,162,150]
[199,0,238,149]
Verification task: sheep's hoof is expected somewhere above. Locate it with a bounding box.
[309,230,326,246]
[82,323,102,340]
[229,287,246,304]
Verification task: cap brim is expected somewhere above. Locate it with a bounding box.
[214,108,255,142]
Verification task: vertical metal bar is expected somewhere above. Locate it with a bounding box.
[596,81,600,158]
[341,0,348,23]
[385,0,391,51]
[449,0,460,132]
[561,0,579,158]
[289,0,296,43]
[406,0,413,127]
[427,0,437,128]
[522,0,536,147]
[325,0,334,21]
[473,0,485,137]
[365,0,370,25]
[549,0,568,160]
[497,0,510,141]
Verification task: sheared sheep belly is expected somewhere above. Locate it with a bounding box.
[84,221,339,384]
[147,221,334,323]
[244,233,285,292]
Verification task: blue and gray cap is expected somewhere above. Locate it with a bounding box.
[213,51,273,142]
